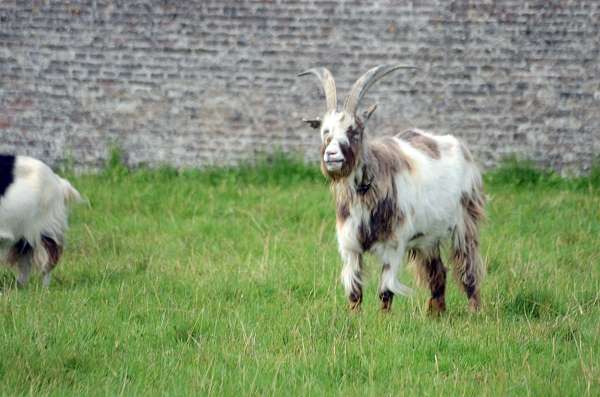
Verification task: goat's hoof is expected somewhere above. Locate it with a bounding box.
[379,290,394,312]
[468,298,481,313]
[427,298,446,315]
[468,291,481,313]
[348,292,362,312]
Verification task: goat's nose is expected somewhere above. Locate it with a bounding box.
[326,149,339,157]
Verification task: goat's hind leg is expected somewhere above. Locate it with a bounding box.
[452,245,483,312]
[453,185,485,312]
[40,235,63,288]
[452,225,484,312]
[340,251,363,311]
[411,247,447,315]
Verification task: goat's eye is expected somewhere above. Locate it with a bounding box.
[347,127,359,140]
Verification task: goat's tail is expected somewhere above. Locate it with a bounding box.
[450,173,486,311]
[388,278,414,297]
[59,177,84,205]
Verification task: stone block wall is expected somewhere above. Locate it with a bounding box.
[1,0,599,173]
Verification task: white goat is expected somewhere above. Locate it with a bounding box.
[0,155,82,287]
[299,65,485,313]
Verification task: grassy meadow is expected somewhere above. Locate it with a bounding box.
[1,155,599,396]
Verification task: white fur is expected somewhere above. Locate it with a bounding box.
[0,156,81,286]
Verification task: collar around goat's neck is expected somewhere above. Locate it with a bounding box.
[354,163,372,195]
[356,180,371,195]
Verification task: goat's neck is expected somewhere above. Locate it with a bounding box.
[331,142,379,207]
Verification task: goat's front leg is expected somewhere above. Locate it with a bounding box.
[378,244,411,312]
[340,250,363,311]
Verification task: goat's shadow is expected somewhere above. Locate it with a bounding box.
[0,266,142,294]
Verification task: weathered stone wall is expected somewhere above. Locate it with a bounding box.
[1,0,599,173]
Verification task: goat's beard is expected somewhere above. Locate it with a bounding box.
[321,162,352,181]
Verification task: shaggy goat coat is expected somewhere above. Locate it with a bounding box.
[0,155,81,286]
[333,128,485,308]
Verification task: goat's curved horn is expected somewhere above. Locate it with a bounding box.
[343,64,416,115]
[298,67,337,112]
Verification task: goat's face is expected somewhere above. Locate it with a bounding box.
[299,65,414,179]
[314,111,364,179]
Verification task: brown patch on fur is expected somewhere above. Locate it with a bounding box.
[398,129,441,159]
[326,126,413,256]
[460,190,485,223]
[6,239,32,265]
[452,183,486,312]
[426,257,447,315]
[358,195,404,251]
[336,200,350,226]
[41,235,63,271]
[372,137,412,173]
[352,138,413,251]
[6,236,63,273]
[338,141,358,177]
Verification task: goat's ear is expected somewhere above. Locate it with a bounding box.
[362,104,377,123]
[302,118,322,130]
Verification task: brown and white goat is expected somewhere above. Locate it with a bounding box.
[1,155,82,287]
[299,65,485,313]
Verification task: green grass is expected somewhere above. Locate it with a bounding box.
[1,157,599,396]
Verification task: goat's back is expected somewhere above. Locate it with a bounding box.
[390,130,482,241]
[0,156,70,246]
